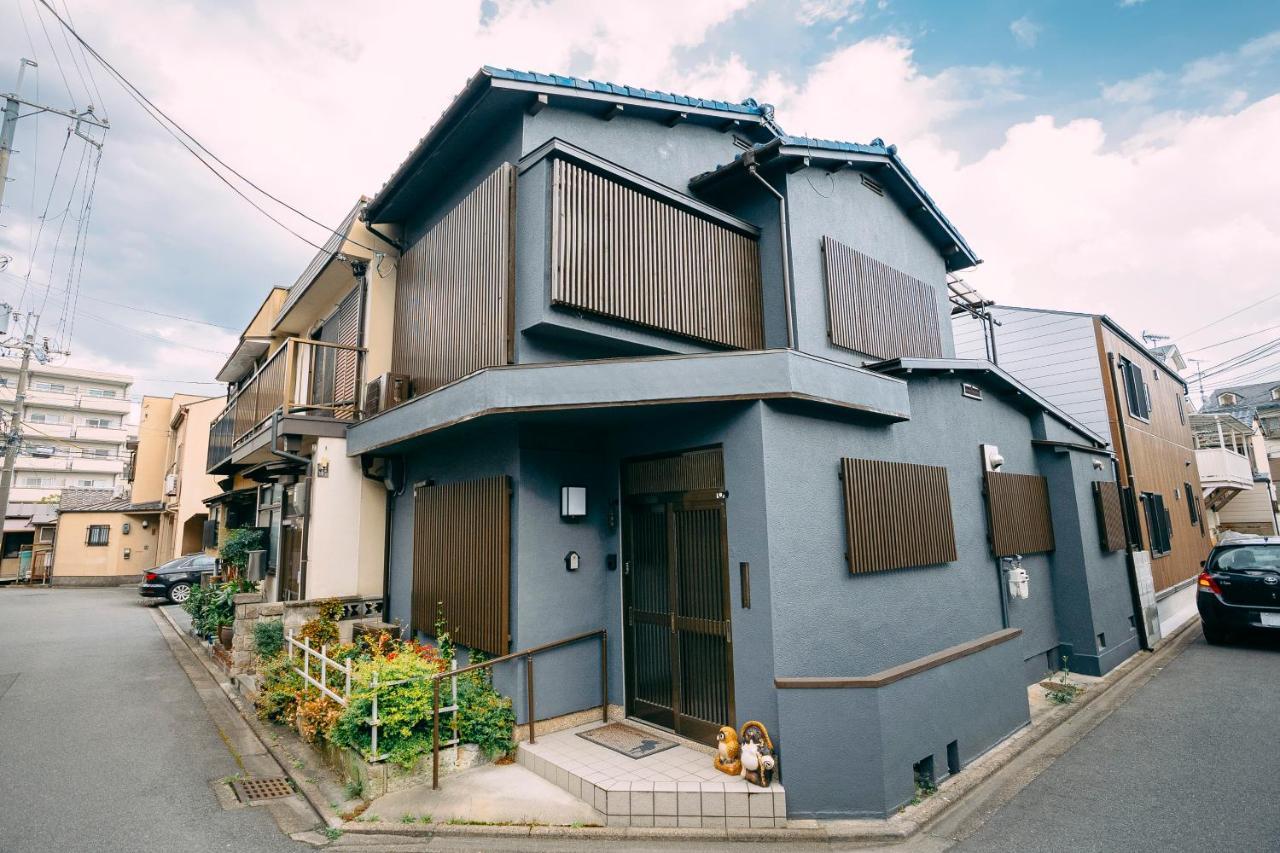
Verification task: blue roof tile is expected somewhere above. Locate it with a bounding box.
[483,66,766,116]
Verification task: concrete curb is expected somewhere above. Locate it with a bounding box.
[152,603,344,836]
[324,619,1200,844]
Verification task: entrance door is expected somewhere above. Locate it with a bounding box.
[279,480,307,601]
[622,448,734,744]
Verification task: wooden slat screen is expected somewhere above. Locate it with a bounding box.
[985,471,1055,557]
[393,163,515,397]
[840,458,957,574]
[412,476,511,655]
[622,448,725,496]
[822,235,943,359]
[1092,481,1126,552]
[551,159,764,349]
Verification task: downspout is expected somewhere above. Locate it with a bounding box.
[743,154,796,349]
[269,413,310,468]
[1105,353,1154,651]
[360,216,405,254]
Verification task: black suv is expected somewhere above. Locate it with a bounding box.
[1197,536,1280,644]
[138,553,218,604]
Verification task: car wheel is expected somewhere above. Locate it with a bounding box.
[168,582,192,604]
[1202,623,1228,645]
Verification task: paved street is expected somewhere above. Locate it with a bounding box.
[0,587,304,853]
[939,631,1280,853]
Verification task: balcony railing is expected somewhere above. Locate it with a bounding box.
[1195,446,1254,492]
[207,338,365,471]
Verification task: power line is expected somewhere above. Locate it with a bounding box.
[0,268,239,330]
[34,0,381,257]
[1182,322,1280,354]
[1178,292,1280,341]
[30,0,77,109]
[72,309,231,356]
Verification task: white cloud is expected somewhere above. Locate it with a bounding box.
[1010,16,1042,49]
[796,0,867,26]
[1119,0,1149,6]
[1102,72,1164,104]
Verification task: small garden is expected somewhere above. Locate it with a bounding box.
[253,602,517,778]
[180,527,264,644]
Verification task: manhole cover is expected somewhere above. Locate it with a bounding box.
[231,777,295,803]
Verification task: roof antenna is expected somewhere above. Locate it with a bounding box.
[1142,330,1170,348]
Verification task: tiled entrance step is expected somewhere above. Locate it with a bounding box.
[517,721,786,828]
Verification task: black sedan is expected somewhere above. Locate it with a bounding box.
[138,553,218,604]
[1197,536,1280,644]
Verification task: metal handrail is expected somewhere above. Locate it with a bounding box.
[428,628,608,789]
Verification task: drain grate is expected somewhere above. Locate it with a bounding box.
[231,777,295,803]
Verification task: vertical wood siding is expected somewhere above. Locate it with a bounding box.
[622,447,725,496]
[840,458,958,574]
[550,159,764,349]
[822,235,943,360]
[411,476,511,656]
[392,164,515,396]
[1092,480,1127,552]
[309,287,361,419]
[984,470,1055,557]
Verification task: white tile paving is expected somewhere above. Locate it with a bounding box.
[517,721,786,828]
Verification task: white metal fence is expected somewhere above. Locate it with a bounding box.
[286,629,458,762]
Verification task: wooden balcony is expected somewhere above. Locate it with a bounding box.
[207,338,364,473]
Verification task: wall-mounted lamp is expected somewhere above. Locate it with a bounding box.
[560,486,587,522]
[980,444,1005,472]
[1092,459,1104,470]
[565,550,580,572]
[140,519,149,529]
[123,547,132,560]
[122,522,132,535]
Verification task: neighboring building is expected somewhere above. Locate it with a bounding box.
[1201,378,1280,459]
[954,306,1212,638]
[49,489,163,585]
[129,394,223,562]
[0,502,57,582]
[1189,411,1278,537]
[0,360,132,501]
[205,201,395,602]
[295,67,1145,820]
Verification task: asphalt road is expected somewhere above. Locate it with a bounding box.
[947,630,1280,853]
[0,586,304,853]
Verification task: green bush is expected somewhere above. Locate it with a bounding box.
[219,527,265,574]
[256,654,305,724]
[254,619,284,658]
[456,666,515,759]
[182,578,258,636]
[330,643,447,767]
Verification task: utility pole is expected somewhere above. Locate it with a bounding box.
[1,57,109,213]
[1190,358,1209,408]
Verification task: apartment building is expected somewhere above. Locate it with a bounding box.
[0,360,132,501]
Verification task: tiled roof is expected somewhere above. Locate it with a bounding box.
[57,488,164,514]
[484,67,771,117]
[1202,379,1280,414]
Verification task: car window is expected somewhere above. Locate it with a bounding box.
[191,556,217,570]
[155,556,191,572]
[1211,546,1280,571]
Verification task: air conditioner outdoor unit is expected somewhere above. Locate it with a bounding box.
[163,473,178,496]
[363,372,411,419]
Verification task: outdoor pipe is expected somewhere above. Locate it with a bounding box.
[745,159,796,350]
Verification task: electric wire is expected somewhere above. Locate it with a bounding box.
[71,309,231,356]
[1178,292,1280,341]
[29,0,77,108]
[0,269,238,331]
[34,0,381,257]
[57,144,102,349]
[16,129,72,314]
[56,0,105,119]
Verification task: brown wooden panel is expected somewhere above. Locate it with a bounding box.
[840,458,957,574]
[412,476,511,656]
[985,470,1055,557]
[822,235,943,360]
[1095,319,1211,591]
[550,159,764,349]
[622,447,725,496]
[1092,480,1126,552]
[393,164,515,396]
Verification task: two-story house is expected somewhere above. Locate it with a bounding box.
[1189,410,1278,537]
[331,68,1144,821]
[204,201,396,604]
[954,306,1212,642]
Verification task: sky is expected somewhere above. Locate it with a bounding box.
[0,0,1278,410]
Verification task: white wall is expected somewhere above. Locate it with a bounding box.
[304,436,385,600]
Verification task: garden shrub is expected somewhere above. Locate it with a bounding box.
[253,619,284,658]
[183,577,257,636]
[219,527,265,575]
[256,654,305,724]
[297,694,344,744]
[456,664,515,759]
[330,642,446,767]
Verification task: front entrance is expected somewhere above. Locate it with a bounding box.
[622,447,734,744]
[279,480,307,601]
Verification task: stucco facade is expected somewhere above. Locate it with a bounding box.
[51,505,162,584]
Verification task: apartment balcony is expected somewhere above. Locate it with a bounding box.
[74,425,127,443]
[17,455,125,474]
[207,337,364,474]
[0,386,131,414]
[1197,446,1255,511]
[70,456,126,474]
[24,422,73,438]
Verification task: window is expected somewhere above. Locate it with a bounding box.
[37,527,54,544]
[33,382,65,393]
[1119,357,1151,420]
[840,458,958,574]
[1272,388,1280,401]
[82,417,112,428]
[1176,394,1185,424]
[86,525,110,546]
[985,470,1056,557]
[85,448,111,458]
[1219,392,1241,406]
[21,476,51,487]
[27,413,58,424]
[87,388,117,398]
[75,479,99,488]
[25,445,55,457]
[1143,493,1171,556]
[1184,482,1200,525]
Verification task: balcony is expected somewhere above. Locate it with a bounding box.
[74,425,127,443]
[1197,446,1254,511]
[70,456,126,474]
[207,337,364,473]
[0,387,131,414]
